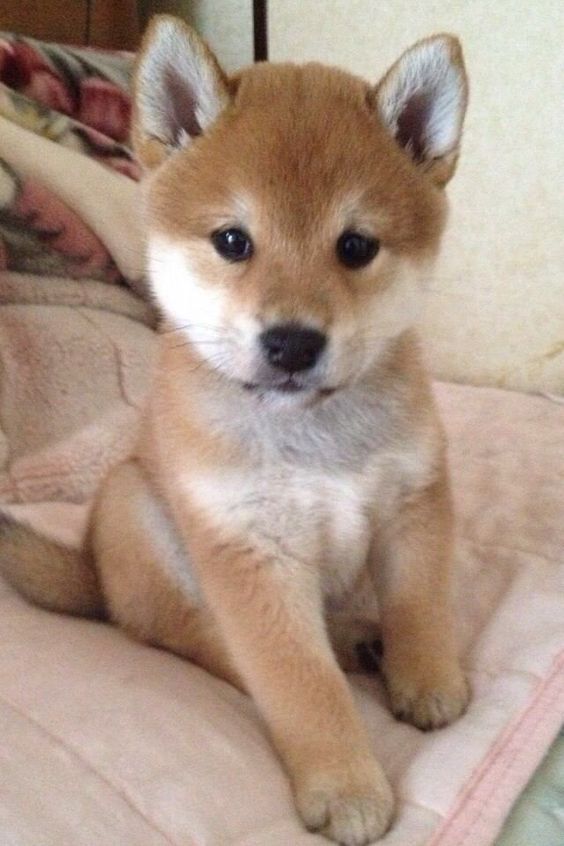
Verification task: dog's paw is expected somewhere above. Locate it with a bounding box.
[295,762,394,845]
[384,660,470,731]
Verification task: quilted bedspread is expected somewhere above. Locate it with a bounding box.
[1,382,563,846]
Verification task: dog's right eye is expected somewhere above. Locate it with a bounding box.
[211,228,253,262]
[336,231,380,269]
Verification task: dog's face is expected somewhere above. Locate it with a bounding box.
[135,17,467,404]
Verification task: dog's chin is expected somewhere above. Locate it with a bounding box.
[241,379,338,407]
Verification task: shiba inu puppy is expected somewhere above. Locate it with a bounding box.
[0,16,470,844]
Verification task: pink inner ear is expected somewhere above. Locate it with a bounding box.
[164,67,202,140]
[396,92,432,163]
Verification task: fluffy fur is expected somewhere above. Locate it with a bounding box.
[0,17,470,845]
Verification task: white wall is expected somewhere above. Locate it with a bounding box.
[188,0,253,73]
[142,1,254,72]
[269,1,564,394]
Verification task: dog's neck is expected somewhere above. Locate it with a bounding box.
[149,328,423,471]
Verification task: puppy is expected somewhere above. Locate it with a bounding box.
[0,16,470,844]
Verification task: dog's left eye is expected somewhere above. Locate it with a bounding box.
[336,231,380,269]
[211,228,253,262]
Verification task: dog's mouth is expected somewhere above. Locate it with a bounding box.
[242,378,337,398]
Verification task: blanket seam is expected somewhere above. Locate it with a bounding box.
[76,308,139,410]
[428,650,564,845]
[0,691,179,846]
[460,536,563,566]
[456,667,564,846]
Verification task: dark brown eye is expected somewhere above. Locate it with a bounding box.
[336,231,380,269]
[212,228,253,262]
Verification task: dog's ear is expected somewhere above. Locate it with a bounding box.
[375,35,468,187]
[133,15,230,169]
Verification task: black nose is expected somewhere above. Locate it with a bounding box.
[260,324,327,373]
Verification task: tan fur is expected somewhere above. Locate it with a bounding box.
[0,18,470,844]
[0,514,103,618]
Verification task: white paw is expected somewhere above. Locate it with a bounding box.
[296,762,394,845]
[385,663,470,730]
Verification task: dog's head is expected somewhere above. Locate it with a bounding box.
[134,16,467,404]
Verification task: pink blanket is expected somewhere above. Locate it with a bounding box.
[0,33,150,504]
[1,383,562,846]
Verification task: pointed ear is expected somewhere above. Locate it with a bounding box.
[375,35,468,187]
[133,15,230,169]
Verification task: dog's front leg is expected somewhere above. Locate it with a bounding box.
[175,500,394,845]
[373,474,470,730]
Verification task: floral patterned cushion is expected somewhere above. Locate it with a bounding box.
[0,33,140,284]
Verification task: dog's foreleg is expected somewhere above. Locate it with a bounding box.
[91,460,243,689]
[174,503,394,845]
[372,473,470,730]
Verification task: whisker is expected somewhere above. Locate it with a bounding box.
[162,323,225,335]
[169,339,224,350]
[180,350,231,377]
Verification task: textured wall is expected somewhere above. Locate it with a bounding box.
[187,0,253,72]
[269,1,564,394]
[140,0,253,71]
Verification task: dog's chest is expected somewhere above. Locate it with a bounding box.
[188,463,377,597]
[313,473,374,596]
